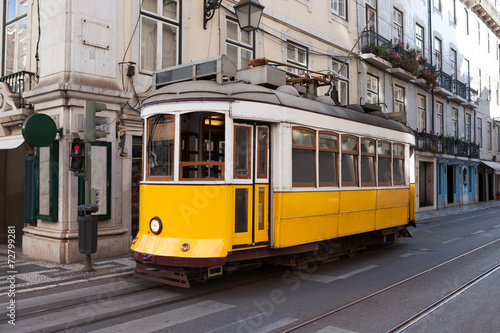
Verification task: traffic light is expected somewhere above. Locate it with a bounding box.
[91,188,101,207]
[84,100,107,142]
[70,139,85,171]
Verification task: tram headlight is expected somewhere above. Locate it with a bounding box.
[149,217,162,235]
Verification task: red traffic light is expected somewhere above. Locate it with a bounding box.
[73,144,81,155]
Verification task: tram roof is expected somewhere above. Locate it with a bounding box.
[143,80,414,135]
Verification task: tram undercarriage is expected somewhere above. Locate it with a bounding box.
[132,226,412,288]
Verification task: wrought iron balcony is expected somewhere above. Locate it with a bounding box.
[0,71,35,108]
[416,131,479,158]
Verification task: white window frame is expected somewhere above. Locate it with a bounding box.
[477,117,483,148]
[394,85,405,113]
[418,94,426,132]
[140,0,180,73]
[332,59,349,106]
[225,18,254,70]
[436,101,444,135]
[452,108,458,138]
[434,37,442,71]
[287,42,308,75]
[416,24,424,53]
[366,74,379,104]
[331,0,347,20]
[4,0,28,76]
[393,8,403,43]
[487,121,492,150]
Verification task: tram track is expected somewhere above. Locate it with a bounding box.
[281,238,500,332]
[47,270,284,333]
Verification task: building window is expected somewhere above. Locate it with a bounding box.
[487,121,492,150]
[394,85,405,113]
[378,141,391,186]
[319,132,338,187]
[487,75,492,101]
[417,94,426,132]
[436,101,444,135]
[451,49,457,93]
[434,0,441,11]
[226,18,254,70]
[497,128,500,152]
[292,128,316,187]
[341,135,359,187]
[434,37,442,70]
[331,0,347,19]
[477,20,481,45]
[366,1,377,32]
[451,0,456,24]
[393,8,403,43]
[466,113,472,142]
[366,74,379,104]
[361,138,376,187]
[416,24,424,53]
[140,0,179,72]
[452,108,458,138]
[464,9,469,35]
[477,117,483,148]
[496,82,499,106]
[287,42,308,75]
[487,33,491,53]
[332,59,349,105]
[4,0,28,75]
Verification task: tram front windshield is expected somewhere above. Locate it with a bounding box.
[146,112,225,181]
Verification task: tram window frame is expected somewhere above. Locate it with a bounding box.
[361,138,376,187]
[146,114,175,181]
[257,126,269,179]
[234,125,252,179]
[341,135,359,187]
[393,143,405,185]
[377,141,392,186]
[179,112,225,181]
[292,127,316,187]
[318,131,339,187]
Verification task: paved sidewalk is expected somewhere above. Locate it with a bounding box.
[2,200,500,295]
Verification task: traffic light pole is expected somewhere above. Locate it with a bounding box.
[83,140,94,272]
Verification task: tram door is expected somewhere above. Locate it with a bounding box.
[232,124,270,249]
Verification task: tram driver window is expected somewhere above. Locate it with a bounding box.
[147,115,175,180]
[341,136,359,187]
[180,112,225,180]
[292,128,316,187]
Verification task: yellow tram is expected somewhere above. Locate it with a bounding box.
[131,56,416,287]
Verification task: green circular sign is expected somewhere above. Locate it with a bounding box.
[22,114,58,147]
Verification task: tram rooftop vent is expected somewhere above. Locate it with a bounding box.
[154,55,237,89]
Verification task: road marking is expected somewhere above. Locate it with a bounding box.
[494,224,500,228]
[16,280,146,310]
[471,230,486,235]
[306,265,378,284]
[316,326,360,333]
[90,300,234,333]
[399,252,413,258]
[11,289,180,332]
[442,237,462,244]
[207,316,297,333]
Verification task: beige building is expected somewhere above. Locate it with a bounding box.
[0,0,359,262]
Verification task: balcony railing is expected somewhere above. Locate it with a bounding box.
[0,71,35,108]
[416,132,479,158]
[437,71,453,92]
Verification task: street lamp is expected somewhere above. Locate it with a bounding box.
[204,0,264,32]
[234,0,265,32]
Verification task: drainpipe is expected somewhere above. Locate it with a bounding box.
[428,0,435,133]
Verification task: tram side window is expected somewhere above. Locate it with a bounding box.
[234,126,251,179]
[319,132,338,187]
[147,115,175,180]
[180,112,225,180]
[341,136,359,186]
[292,128,316,187]
[393,144,405,185]
[361,138,376,186]
[378,141,392,186]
